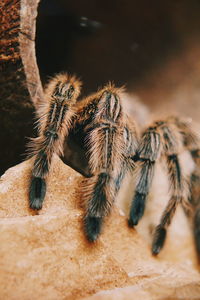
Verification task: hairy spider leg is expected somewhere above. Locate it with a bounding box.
[151,121,188,255]
[128,118,188,255]
[114,120,139,194]
[189,150,200,261]
[129,125,161,227]
[170,117,200,260]
[28,74,81,210]
[79,85,138,241]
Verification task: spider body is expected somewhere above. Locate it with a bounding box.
[28,73,200,260]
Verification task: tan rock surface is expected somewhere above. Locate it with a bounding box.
[1,157,200,300]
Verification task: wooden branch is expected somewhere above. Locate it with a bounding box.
[0,0,43,174]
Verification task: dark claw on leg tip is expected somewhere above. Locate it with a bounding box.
[152,226,166,256]
[29,177,46,210]
[194,209,200,261]
[128,217,138,227]
[84,216,103,242]
[129,192,146,227]
[30,198,43,210]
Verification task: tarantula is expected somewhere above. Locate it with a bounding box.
[28,72,200,258]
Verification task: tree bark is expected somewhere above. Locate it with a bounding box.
[0,0,42,174]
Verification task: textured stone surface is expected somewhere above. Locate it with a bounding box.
[0,157,139,299]
[1,157,200,300]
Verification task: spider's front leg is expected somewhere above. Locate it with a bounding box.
[28,73,81,210]
[79,85,138,241]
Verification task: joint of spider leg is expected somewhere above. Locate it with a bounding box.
[131,153,141,162]
[191,149,200,159]
[167,153,182,189]
[97,90,122,123]
[52,81,75,102]
[167,153,178,161]
[131,153,156,164]
[81,101,99,119]
[44,129,59,140]
[148,122,164,131]
[87,121,117,130]
[33,151,49,178]
[154,121,165,126]
[129,129,161,228]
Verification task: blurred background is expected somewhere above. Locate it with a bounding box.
[36,0,200,119]
[1,0,200,175]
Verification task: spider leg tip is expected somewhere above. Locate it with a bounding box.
[84,216,103,242]
[129,192,146,227]
[29,198,43,210]
[86,234,98,243]
[194,209,200,261]
[128,217,138,227]
[29,177,46,210]
[151,245,161,256]
[152,225,167,255]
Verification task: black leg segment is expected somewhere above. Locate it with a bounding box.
[29,177,46,210]
[84,216,103,242]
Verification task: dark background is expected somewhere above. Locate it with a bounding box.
[36,0,200,97]
[1,0,200,175]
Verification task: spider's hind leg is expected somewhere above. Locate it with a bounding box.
[152,121,188,255]
[194,205,200,261]
[189,149,200,260]
[28,74,81,210]
[129,117,189,255]
[168,118,200,260]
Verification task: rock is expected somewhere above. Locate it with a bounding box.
[0,157,200,300]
